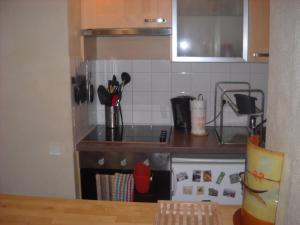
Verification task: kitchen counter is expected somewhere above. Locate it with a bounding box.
[0,194,240,225]
[77,126,246,158]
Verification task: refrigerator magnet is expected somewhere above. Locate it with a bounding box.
[176,172,188,182]
[196,186,204,195]
[203,170,212,182]
[229,173,240,184]
[208,188,218,197]
[216,172,225,184]
[192,170,201,182]
[182,185,193,195]
[223,189,236,198]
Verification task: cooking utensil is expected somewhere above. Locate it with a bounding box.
[89,84,94,103]
[121,72,131,86]
[79,77,88,103]
[117,72,131,100]
[97,85,112,106]
[112,75,117,84]
[111,95,119,107]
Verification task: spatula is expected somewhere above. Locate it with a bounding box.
[97,85,112,106]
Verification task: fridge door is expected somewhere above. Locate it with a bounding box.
[171,158,245,205]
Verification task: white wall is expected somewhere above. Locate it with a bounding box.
[90,60,268,127]
[266,1,300,225]
[0,0,84,198]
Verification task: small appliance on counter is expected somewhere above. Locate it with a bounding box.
[171,95,195,130]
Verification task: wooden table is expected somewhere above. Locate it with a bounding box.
[0,194,240,225]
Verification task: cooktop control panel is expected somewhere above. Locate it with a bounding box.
[84,125,172,144]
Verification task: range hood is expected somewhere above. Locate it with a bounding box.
[81,27,172,37]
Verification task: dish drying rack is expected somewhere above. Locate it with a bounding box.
[214,82,265,145]
[154,201,222,225]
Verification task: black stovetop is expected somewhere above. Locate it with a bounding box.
[84,125,172,144]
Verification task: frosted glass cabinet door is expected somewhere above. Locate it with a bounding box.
[172,0,248,62]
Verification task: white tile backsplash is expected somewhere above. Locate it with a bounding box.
[229,63,250,73]
[132,91,151,111]
[191,62,211,73]
[111,60,132,73]
[250,63,268,75]
[191,73,211,93]
[133,111,151,124]
[121,110,133,124]
[132,73,151,91]
[151,60,171,73]
[151,73,171,91]
[151,91,171,111]
[91,60,269,126]
[210,63,230,73]
[96,60,113,73]
[171,62,192,73]
[152,111,172,125]
[132,60,151,73]
[171,72,192,96]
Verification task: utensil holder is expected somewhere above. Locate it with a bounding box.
[105,105,120,128]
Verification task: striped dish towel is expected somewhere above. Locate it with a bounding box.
[95,174,114,200]
[112,173,134,201]
[95,174,102,200]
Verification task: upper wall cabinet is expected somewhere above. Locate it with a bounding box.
[248,0,269,62]
[172,0,248,62]
[81,0,172,29]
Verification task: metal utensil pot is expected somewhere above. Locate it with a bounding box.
[105,105,120,128]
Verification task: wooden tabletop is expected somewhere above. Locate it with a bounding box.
[0,194,240,225]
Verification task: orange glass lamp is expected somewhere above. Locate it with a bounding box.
[234,135,284,225]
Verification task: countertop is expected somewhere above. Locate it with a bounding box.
[0,194,240,225]
[77,126,246,158]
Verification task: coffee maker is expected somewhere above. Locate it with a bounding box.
[171,96,195,130]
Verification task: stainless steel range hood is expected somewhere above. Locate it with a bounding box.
[81,27,172,37]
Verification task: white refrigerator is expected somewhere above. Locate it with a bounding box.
[171,157,245,205]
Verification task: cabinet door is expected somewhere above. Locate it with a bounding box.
[155,0,172,27]
[81,0,171,29]
[172,0,247,62]
[248,0,269,62]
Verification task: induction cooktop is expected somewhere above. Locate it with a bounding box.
[84,125,172,144]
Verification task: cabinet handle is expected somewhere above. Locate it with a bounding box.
[144,18,166,23]
[97,158,105,166]
[253,52,269,57]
